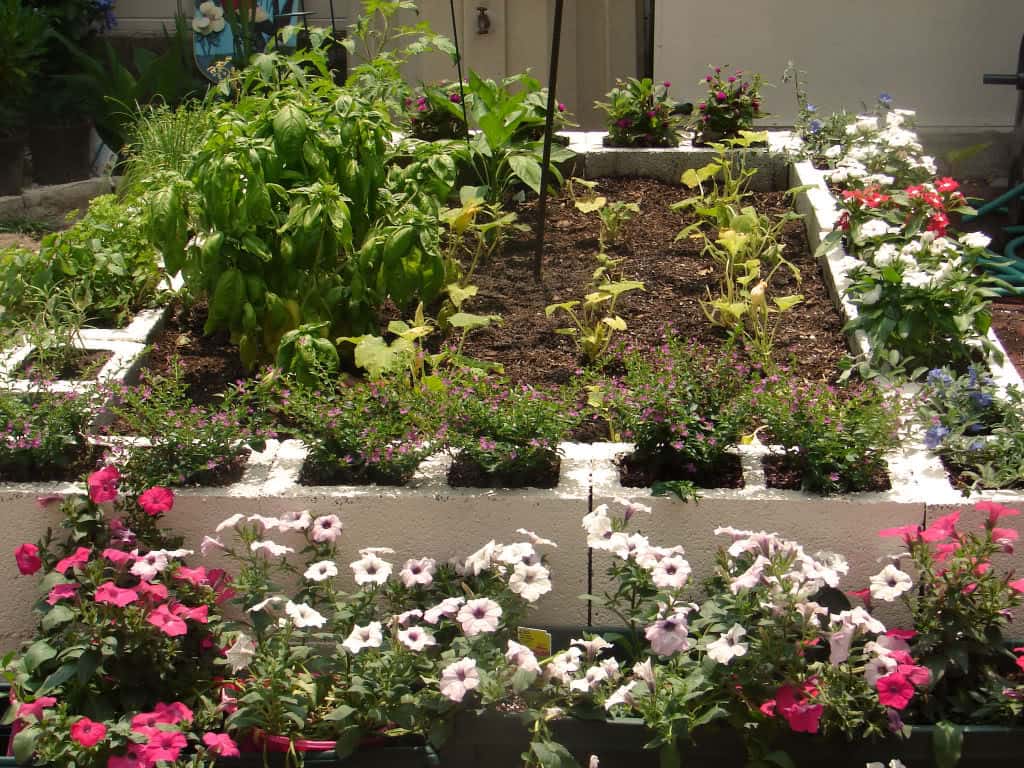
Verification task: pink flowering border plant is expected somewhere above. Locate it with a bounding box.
[692,66,764,146]
[6,465,239,767]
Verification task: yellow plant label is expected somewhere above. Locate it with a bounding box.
[517,627,552,659]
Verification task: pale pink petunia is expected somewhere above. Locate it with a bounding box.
[457,598,503,636]
[311,514,343,543]
[342,621,383,654]
[399,557,436,588]
[439,658,479,702]
[398,626,436,651]
[351,553,392,586]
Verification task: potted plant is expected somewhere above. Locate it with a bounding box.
[0,0,46,195]
[692,66,764,146]
[595,77,690,148]
[24,0,116,184]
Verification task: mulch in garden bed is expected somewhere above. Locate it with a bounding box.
[447,453,561,489]
[458,177,849,385]
[990,299,1024,376]
[618,450,744,489]
[19,349,113,381]
[136,178,850,397]
[762,454,891,493]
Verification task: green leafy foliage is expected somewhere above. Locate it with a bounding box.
[0,0,47,134]
[595,77,687,148]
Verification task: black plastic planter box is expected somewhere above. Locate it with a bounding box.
[443,710,1024,768]
[219,743,439,768]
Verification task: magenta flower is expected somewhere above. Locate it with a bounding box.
[876,672,915,709]
[14,543,41,575]
[70,717,107,748]
[173,565,209,586]
[147,604,188,637]
[46,583,80,605]
[16,696,56,722]
[87,465,120,504]
[203,733,240,758]
[715,91,727,101]
[95,581,140,608]
[55,546,91,574]
[138,486,174,516]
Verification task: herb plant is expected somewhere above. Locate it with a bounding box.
[595,77,686,148]
[757,377,902,494]
[103,362,270,491]
[0,385,94,481]
[444,374,580,487]
[278,376,437,486]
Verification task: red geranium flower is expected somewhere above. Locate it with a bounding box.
[70,717,107,748]
[14,543,41,575]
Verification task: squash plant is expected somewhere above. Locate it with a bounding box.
[147,49,454,369]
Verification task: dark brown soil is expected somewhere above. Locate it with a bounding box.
[181,450,250,487]
[447,452,561,489]
[991,299,1024,376]
[0,443,104,483]
[141,299,248,406]
[298,456,414,487]
[19,349,113,381]
[762,453,891,493]
[133,179,849,399]
[459,177,849,385]
[618,450,744,489]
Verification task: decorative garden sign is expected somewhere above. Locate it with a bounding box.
[193,0,305,82]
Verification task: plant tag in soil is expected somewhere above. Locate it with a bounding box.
[517,627,552,659]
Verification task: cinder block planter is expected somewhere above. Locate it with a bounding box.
[445,710,1024,768]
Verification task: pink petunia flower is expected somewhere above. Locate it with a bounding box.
[14,543,41,575]
[46,582,80,605]
[439,657,479,702]
[102,548,134,568]
[977,500,1021,527]
[876,672,915,709]
[70,717,107,747]
[55,546,91,574]
[16,696,56,722]
[87,466,121,504]
[138,486,174,516]
[94,581,139,608]
[173,565,209,586]
[147,604,188,637]
[203,732,240,757]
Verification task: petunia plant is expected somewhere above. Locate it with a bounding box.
[855,502,1024,724]
[6,465,236,767]
[206,507,558,761]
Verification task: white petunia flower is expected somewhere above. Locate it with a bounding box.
[508,562,552,603]
[215,513,246,532]
[399,557,436,588]
[439,657,479,702]
[869,564,913,602]
[250,540,294,558]
[225,633,256,672]
[350,553,392,586]
[342,621,383,654]
[285,600,327,629]
[304,560,339,582]
[398,626,436,652]
[705,624,749,665]
[457,598,502,636]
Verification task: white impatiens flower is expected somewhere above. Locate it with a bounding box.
[250,540,294,558]
[872,242,899,267]
[650,554,691,589]
[350,553,392,586]
[508,562,552,603]
[398,626,436,652]
[439,657,479,702]
[859,283,883,306]
[342,621,383,654]
[304,560,339,582]
[705,624,749,665]
[857,219,894,241]
[224,633,256,672]
[311,514,343,543]
[215,513,245,532]
[399,557,436,588]
[457,598,503,636]
[285,600,327,629]
[869,564,913,602]
[959,232,992,250]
